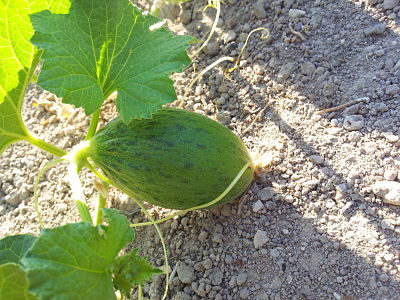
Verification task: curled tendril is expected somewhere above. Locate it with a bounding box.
[178,56,234,108]
[203,3,216,10]
[191,0,221,58]
[34,158,65,229]
[131,162,250,227]
[227,27,270,73]
[126,196,170,300]
[129,162,250,299]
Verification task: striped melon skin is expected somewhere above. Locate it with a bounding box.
[88,108,253,210]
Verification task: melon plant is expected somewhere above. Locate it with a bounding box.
[0,0,253,299]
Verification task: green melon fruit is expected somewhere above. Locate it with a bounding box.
[87,108,253,210]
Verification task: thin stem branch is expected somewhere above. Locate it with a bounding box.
[85,109,100,140]
[315,97,369,115]
[138,285,143,300]
[178,56,234,108]
[68,161,93,223]
[85,161,111,184]
[128,196,170,300]
[131,162,250,227]
[25,134,67,157]
[191,0,221,58]
[94,181,109,226]
[34,158,65,229]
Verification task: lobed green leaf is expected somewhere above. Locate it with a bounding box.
[30,0,192,122]
[111,250,163,298]
[0,263,40,300]
[0,234,37,265]
[21,209,133,300]
[0,0,70,155]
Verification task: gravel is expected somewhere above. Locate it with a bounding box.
[1,0,400,299]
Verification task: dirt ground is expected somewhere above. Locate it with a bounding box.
[1,0,400,299]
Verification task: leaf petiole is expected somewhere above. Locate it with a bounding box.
[75,200,93,224]
[67,160,93,224]
[85,109,101,140]
[94,180,109,226]
[25,133,67,157]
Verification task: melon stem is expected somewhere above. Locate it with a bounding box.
[68,161,93,224]
[94,181,109,226]
[85,109,100,140]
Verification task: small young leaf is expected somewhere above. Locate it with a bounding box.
[111,250,162,297]
[0,234,37,265]
[0,263,40,300]
[21,209,134,300]
[0,0,70,155]
[30,0,192,122]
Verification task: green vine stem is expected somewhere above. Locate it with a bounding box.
[25,133,67,157]
[85,109,101,140]
[138,285,143,300]
[94,180,109,226]
[128,196,170,300]
[13,51,67,158]
[67,160,93,224]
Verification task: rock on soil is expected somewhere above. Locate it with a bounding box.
[372,181,400,205]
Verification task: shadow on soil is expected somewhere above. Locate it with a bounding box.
[132,0,400,299]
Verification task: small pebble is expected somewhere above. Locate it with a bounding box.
[223,30,237,43]
[385,85,400,96]
[237,273,248,286]
[383,0,399,10]
[253,230,268,249]
[203,42,220,56]
[198,231,209,241]
[288,9,306,18]
[240,288,251,299]
[277,63,296,82]
[209,268,224,285]
[57,203,68,213]
[384,169,398,181]
[252,200,264,212]
[343,115,364,131]
[4,193,22,206]
[176,262,195,284]
[174,291,191,300]
[364,23,386,36]
[257,187,276,200]
[379,273,389,282]
[372,181,400,205]
[253,0,267,19]
[301,62,316,76]
[215,111,231,125]
[309,155,324,165]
